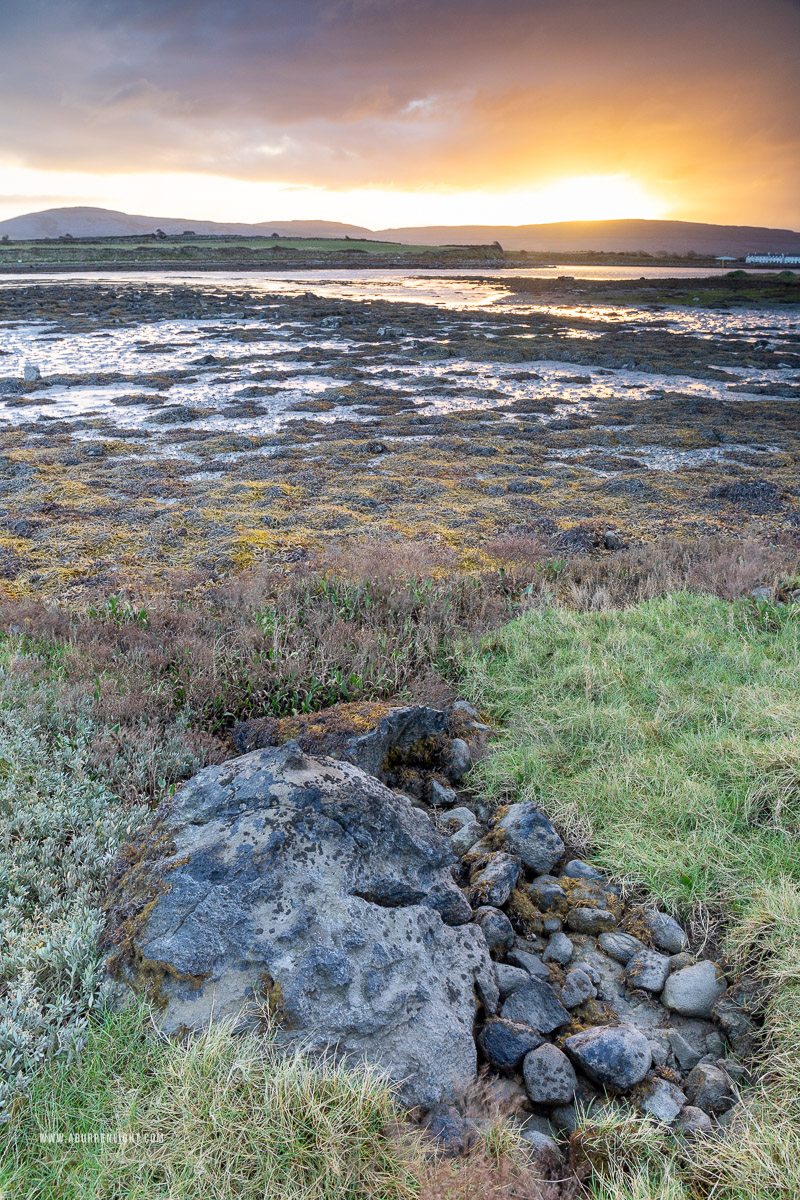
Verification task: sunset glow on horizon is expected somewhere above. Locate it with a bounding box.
[0,0,798,231]
[0,165,669,229]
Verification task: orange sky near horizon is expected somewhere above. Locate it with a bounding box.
[0,0,798,230]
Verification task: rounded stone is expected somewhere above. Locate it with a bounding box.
[684,1062,734,1114]
[598,931,645,964]
[542,931,574,965]
[674,1105,713,1135]
[479,1018,543,1074]
[494,802,565,875]
[661,961,727,1018]
[565,1024,652,1092]
[560,967,596,1009]
[528,876,568,914]
[473,906,515,953]
[561,859,605,881]
[445,738,471,781]
[643,910,689,954]
[566,906,618,934]
[523,1043,578,1106]
[625,949,671,993]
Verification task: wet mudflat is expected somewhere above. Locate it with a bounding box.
[1,271,798,592]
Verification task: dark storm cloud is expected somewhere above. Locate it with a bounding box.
[0,0,798,222]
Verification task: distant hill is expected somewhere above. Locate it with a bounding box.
[1,207,799,256]
[0,207,371,241]
[377,219,800,256]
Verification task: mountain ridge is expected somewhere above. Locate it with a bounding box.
[2,206,800,255]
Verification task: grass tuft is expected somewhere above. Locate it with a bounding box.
[1,1003,418,1200]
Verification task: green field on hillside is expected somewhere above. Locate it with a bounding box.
[0,235,467,265]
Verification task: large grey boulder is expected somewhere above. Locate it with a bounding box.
[495,803,565,874]
[102,744,498,1109]
[564,1025,652,1091]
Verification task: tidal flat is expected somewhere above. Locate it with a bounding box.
[1,269,799,594]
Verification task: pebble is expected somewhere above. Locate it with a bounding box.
[494,802,565,874]
[450,821,483,856]
[673,1105,713,1135]
[669,1029,703,1072]
[684,1062,734,1114]
[643,910,689,954]
[479,1018,543,1073]
[495,963,530,999]
[561,859,605,881]
[507,947,550,978]
[445,738,471,781]
[473,906,515,953]
[638,1077,687,1124]
[560,968,596,1008]
[440,806,476,831]
[501,977,571,1034]
[469,853,521,908]
[528,875,568,912]
[429,780,458,807]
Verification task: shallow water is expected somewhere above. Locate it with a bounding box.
[1,270,798,461]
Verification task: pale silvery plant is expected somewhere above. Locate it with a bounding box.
[0,655,147,1120]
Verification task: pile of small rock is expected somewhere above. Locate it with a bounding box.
[101,701,759,1160]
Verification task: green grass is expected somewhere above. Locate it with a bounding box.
[459,590,800,1198]
[460,592,800,905]
[0,1004,417,1200]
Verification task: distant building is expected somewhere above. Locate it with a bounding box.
[745,252,800,265]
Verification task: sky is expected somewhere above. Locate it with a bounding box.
[0,0,798,230]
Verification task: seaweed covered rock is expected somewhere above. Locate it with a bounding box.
[230,701,487,800]
[102,743,498,1109]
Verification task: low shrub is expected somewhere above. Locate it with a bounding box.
[0,643,148,1120]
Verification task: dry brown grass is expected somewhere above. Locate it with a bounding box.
[0,532,796,806]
